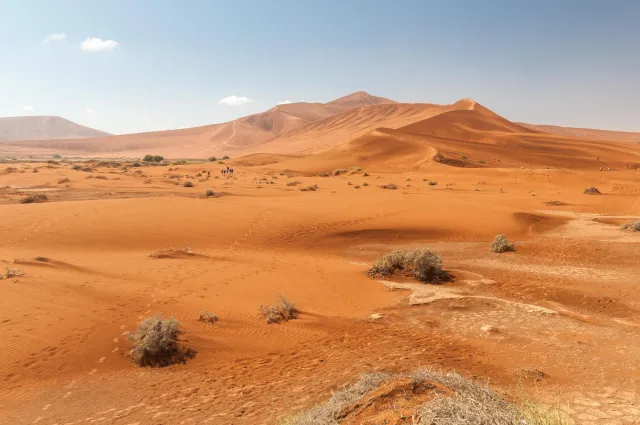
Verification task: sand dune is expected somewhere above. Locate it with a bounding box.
[520,122,640,143]
[0,116,110,141]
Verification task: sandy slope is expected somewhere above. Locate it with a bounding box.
[520,123,640,144]
[0,116,111,141]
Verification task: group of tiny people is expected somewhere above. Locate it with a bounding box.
[221,166,234,176]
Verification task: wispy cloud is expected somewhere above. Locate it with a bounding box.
[219,95,252,106]
[278,100,292,105]
[42,33,67,44]
[81,37,119,52]
[23,105,35,111]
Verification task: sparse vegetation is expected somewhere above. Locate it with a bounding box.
[183,181,194,187]
[544,200,568,206]
[363,182,369,187]
[584,186,601,194]
[21,193,48,204]
[332,168,347,176]
[4,268,25,278]
[205,188,218,197]
[260,295,297,324]
[58,177,70,184]
[221,155,230,160]
[208,156,217,162]
[380,183,397,190]
[172,160,188,165]
[428,181,438,186]
[318,172,330,177]
[198,311,218,324]
[621,220,640,231]
[127,315,195,367]
[149,245,193,259]
[287,181,301,187]
[300,184,318,192]
[35,256,49,262]
[283,368,567,425]
[52,154,62,159]
[491,234,515,253]
[94,175,108,180]
[368,248,443,283]
[143,154,164,163]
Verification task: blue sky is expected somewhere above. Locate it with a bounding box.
[1,0,639,134]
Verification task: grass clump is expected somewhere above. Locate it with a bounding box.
[621,220,640,231]
[35,256,49,262]
[318,172,330,177]
[380,183,398,190]
[300,184,318,192]
[287,181,301,187]
[183,181,194,187]
[428,181,438,186]
[332,168,348,176]
[94,175,108,180]
[4,268,25,278]
[21,194,48,204]
[198,311,218,324]
[491,234,515,253]
[583,186,600,194]
[127,315,195,367]
[58,177,70,184]
[205,188,218,197]
[368,248,443,283]
[260,295,297,324]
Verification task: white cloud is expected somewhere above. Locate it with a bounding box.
[42,33,67,44]
[278,100,292,105]
[81,37,119,52]
[85,108,96,114]
[218,95,252,106]
[23,105,35,111]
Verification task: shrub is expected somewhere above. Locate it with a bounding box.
[58,178,70,184]
[221,155,230,160]
[35,256,49,262]
[208,156,217,162]
[205,189,217,197]
[491,234,515,253]
[21,194,48,204]
[332,168,347,176]
[5,268,25,278]
[621,220,640,231]
[52,154,62,159]
[132,162,142,167]
[584,187,600,194]
[300,184,318,192]
[153,155,164,163]
[363,182,369,187]
[368,248,443,283]
[127,316,194,367]
[168,174,183,179]
[380,183,397,190]
[173,160,187,165]
[544,200,567,206]
[143,154,154,162]
[287,181,301,187]
[318,172,330,177]
[428,181,438,186]
[260,296,297,324]
[94,175,108,180]
[363,172,369,177]
[183,181,194,187]
[198,311,218,324]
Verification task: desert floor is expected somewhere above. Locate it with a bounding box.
[0,159,638,425]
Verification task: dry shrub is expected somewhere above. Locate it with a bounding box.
[35,256,49,262]
[300,184,318,192]
[183,181,194,187]
[428,181,438,186]
[94,175,108,180]
[21,194,48,204]
[491,235,515,253]
[368,248,443,283]
[621,220,640,231]
[198,311,218,324]
[149,245,193,259]
[144,178,152,184]
[205,188,218,197]
[5,268,25,278]
[544,200,567,206]
[283,369,570,425]
[260,295,297,324]
[363,182,369,187]
[583,187,600,194]
[318,172,330,177]
[287,181,301,187]
[127,316,195,367]
[58,177,70,184]
[380,183,397,190]
[332,168,347,176]
[168,174,183,179]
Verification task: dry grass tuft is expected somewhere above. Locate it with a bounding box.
[260,295,297,324]
[34,256,49,262]
[491,235,515,253]
[127,315,195,367]
[57,177,70,184]
[21,193,48,204]
[332,168,348,176]
[621,220,640,231]
[380,183,398,190]
[287,181,301,187]
[583,187,600,194]
[198,311,218,324]
[300,184,318,192]
[368,248,443,283]
[543,200,568,206]
[318,172,330,177]
[183,181,194,187]
[4,268,26,278]
[149,245,193,259]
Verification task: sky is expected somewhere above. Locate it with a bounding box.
[1,0,639,134]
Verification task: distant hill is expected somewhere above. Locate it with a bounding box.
[518,123,640,144]
[0,116,111,141]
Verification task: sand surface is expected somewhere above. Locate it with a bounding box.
[1,104,640,425]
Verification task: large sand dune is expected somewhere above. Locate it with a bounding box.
[0,116,111,141]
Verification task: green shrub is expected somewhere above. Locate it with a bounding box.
[221,155,230,160]
[491,235,515,253]
[208,156,217,162]
[52,154,62,159]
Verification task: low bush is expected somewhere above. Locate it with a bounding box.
[363,182,369,187]
[208,156,217,162]
[368,248,443,283]
[332,168,348,176]
[287,181,301,187]
[5,268,25,278]
[300,184,318,192]
[94,175,108,180]
[318,172,330,177]
[221,156,230,160]
[491,234,515,253]
[127,316,195,367]
[428,181,438,186]
[183,181,194,187]
[21,194,48,204]
[173,160,187,165]
[260,296,297,324]
[58,177,70,184]
[35,256,49,262]
[380,183,397,190]
[621,220,640,232]
[584,187,600,194]
[198,311,218,324]
[205,188,217,197]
